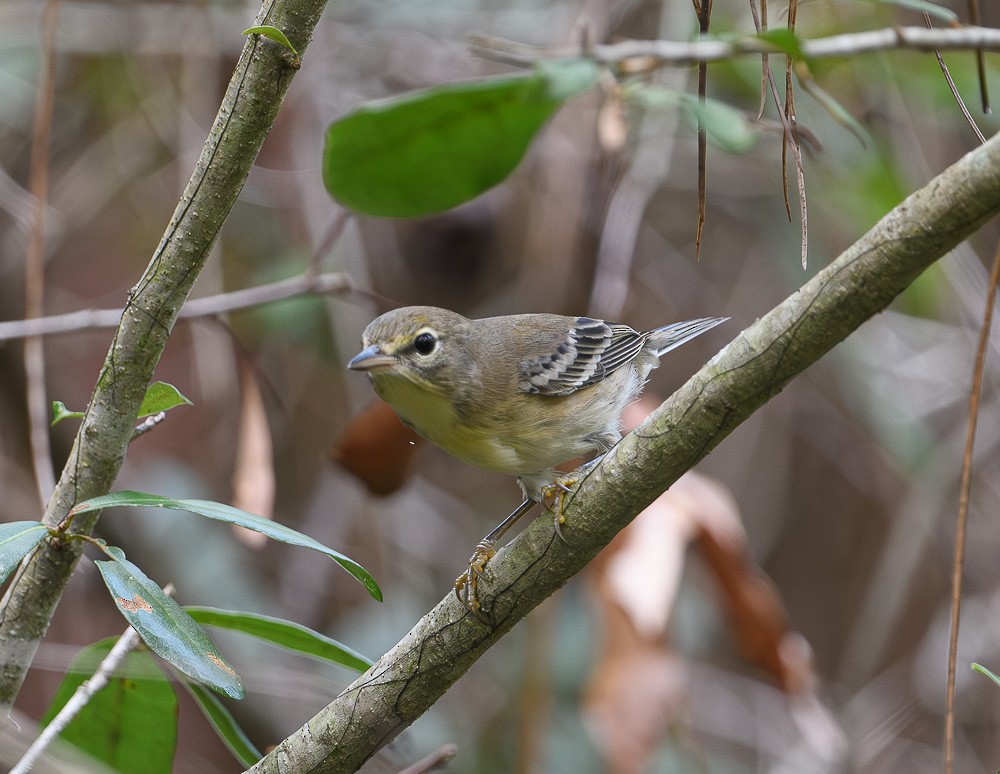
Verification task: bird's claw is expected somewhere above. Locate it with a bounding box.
[454,539,498,623]
[540,473,580,544]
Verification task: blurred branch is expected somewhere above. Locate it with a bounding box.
[945,238,1000,774]
[23,0,59,508]
[471,25,1000,67]
[0,271,353,342]
[0,0,331,711]
[246,136,1000,773]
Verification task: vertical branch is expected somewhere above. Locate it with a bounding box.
[944,239,1000,774]
[695,0,712,258]
[0,0,332,712]
[24,0,60,507]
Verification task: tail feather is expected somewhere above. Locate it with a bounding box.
[649,317,729,357]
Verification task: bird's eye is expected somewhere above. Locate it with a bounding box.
[413,331,437,355]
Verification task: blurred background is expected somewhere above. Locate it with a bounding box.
[3,0,1000,771]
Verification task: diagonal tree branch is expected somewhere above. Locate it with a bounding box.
[0,0,331,710]
[247,133,1000,773]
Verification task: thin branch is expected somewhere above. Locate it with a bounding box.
[0,271,352,343]
[966,0,989,114]
[23,0,59,507]
[470,25,1000,67]
[925,13,986,145]
[944,239,1000,774]
[11,628,143,774]
[245,132,1000,774]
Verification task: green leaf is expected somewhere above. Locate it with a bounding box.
[0,521,48,584]
[186,607,373,672]
[756,29,809,61]
[242,25,299,56]
[51,400,85,426]
[870,0,958,23]
[972,662,1000,689]
[72,491,382,601]
[138,381,193,417]
[323,59,599,217]
[677,93,761,154]
[95,553,245,698]
[633,87,760,154]
[182,680,262,767]
[41,638,177,774]
[53,382,191,426]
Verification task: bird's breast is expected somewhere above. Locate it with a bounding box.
[371,373,527,474]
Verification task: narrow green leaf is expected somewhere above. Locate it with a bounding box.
[41,638,177,774]
[972,662,1000,689]
[634,87,760,154]
[870,0,958,23]
[95,554,245,698]
[138,381,193,417]
[186,607,373,672]
[677,93,761,154]
[0,521,48,584]
[242,25,299,56]
[72,491,382,601]
[182,680,262,767]
[323,60,598,217]
[51,400,85,426]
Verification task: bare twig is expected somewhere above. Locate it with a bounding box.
[11,620,143,773]
[24,0,59,508]
[966,0,989,114]
[0,271,352,343]
[395,744,459,774]
[925,14,986,145]
[944,240,1000,774]
[470,25,1000,67]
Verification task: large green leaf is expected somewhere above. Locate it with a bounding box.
[323,59,599,217]
[71,491,382,601]
[186,606,373,672]
[41,638,177,774]
[95,550,245,698]
[183,680,261,768]
[0,521,48,584]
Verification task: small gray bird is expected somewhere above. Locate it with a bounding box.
[349,306,728,615]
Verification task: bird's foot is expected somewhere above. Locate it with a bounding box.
[540,456,604,541]
[454,539,497,624]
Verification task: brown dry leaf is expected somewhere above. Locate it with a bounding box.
[582,398,817,771]
[597,82,627,153]
[332,399,422,496]
[231,360,275,548]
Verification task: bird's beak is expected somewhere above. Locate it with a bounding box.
[348,344,398,371]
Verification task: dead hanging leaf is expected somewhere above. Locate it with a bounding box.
[231,359,275,548]
[332,399,422,496]
[597,79,627,153]
[582,398,817,771]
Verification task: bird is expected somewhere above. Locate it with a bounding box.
[348,305,728,618]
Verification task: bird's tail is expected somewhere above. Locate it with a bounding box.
[649,316,729,357]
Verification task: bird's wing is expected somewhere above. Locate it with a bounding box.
[519,318,648,396]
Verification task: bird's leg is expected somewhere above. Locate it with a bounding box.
[455,497,537,621]
[540,454,606,540]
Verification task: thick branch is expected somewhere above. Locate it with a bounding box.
[0,0,330,709]
[471,25,1000,66]
[248,134,1000,773]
